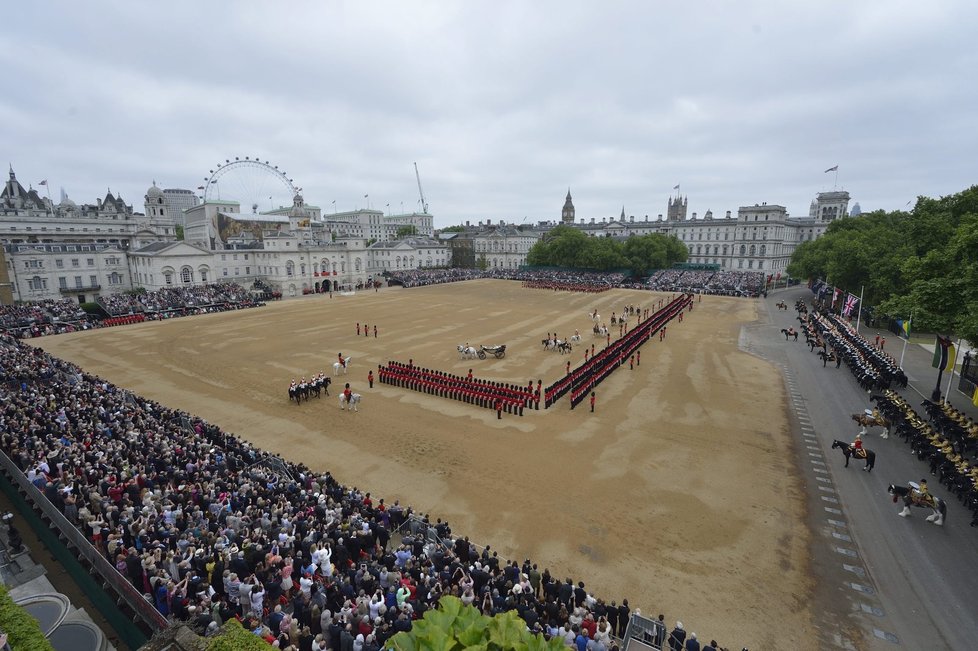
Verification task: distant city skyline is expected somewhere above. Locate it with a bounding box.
[3,2,976,229]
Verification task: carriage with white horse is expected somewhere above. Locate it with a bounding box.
[477,344,506,359]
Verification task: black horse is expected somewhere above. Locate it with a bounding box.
[831,439,876,471]
[289,384,309,405]
[888,483,947,526]
[781,328,798,341]
[557,341,573,354]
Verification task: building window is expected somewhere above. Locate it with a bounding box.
[59,277,67,289]
[74,276,83,288]
[181,268,192,283]
[164,272,173,285]
[71,259,79,267]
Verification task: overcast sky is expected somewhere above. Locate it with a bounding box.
[3,1,976,228]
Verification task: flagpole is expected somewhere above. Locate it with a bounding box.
[834,167,838,190]
[932,336,947,402]
[855,285,864,331]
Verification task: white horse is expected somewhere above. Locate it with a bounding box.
[589,311,601,322]
[339,392,362,411]
[569,331,582,343]
[457,344,478,359]
[333,357,352,375]
[592,324,609,337]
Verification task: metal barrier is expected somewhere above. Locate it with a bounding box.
[622,612,666,651]
[0,450,169,632]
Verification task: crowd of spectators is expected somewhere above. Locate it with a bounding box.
[0,334,744,651]
[98,283,256,316]
[0,299,87,330]
[389,269,631,290]
[1,284,263,340]
[645,270,764,297]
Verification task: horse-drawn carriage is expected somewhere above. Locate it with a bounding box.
[478,344,506,359]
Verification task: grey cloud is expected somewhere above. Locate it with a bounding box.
[2,1,976,227]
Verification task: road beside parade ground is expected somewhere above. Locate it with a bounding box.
[37,280,812,648]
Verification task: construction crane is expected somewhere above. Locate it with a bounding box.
[414,162,429,214]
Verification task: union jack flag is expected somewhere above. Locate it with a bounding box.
[843,293,859,317]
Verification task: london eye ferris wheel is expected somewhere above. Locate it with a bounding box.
[201,157,300,215]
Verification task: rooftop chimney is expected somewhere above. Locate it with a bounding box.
[725,210,731,219]
[692,212,697,220]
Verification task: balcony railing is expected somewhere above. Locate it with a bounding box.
[59,284,101,294]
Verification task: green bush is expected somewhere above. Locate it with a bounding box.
[387,596,566,651]
[0,585,56,651]
[206,619,270,651]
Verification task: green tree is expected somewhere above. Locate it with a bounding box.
[788,184,978,345]
[175,224,184,241]
[476,253,489,271]
[527,227,685,274]
[439,225,467,233]
[388,596,565,651]
[396,225,418,238]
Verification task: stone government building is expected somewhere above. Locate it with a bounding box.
[541,188,850,274]
[1,163,847,304]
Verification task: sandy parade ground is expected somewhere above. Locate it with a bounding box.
[34,280,813,648]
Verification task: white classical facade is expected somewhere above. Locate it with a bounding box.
[366,237,450,274]
[472,225,538,269]
[4,242,130,304]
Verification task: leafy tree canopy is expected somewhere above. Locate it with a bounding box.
[527,226,686,274]
[396,225,418,238]
[786,185,978,344]
[438,225,468,233]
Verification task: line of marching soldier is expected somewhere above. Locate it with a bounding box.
[377,361,538,417]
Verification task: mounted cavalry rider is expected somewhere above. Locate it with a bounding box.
[851,433,865,459]
[342,383,352,404]
[338,353,346,369]
[913,478,933,507]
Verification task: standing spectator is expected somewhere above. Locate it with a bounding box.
[668,621,686,651]
[590,392,596,413]
[374,325,378,338]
